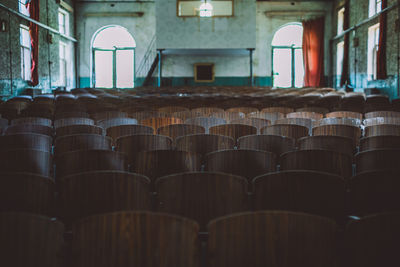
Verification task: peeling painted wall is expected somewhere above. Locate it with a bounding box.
[0,0,76,97]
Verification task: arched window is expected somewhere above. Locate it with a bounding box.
[91,25,136,88]
[271,23,304,88]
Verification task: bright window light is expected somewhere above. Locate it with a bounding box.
[199,2,213,17]
[271,24,303,47]
[93,26,136,49]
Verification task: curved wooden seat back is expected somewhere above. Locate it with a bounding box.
[253,171,346,221]
[345,212,400,267]
[140,117,183,131]
[312,124,361,146]
[364,124,400,137]
[175,134,235,158]
[56,150,127,179]
[185,117,226,133]
[209,124,257,144]
[261,106,294,114]
[0,212,64,267]
[0,133,52,152]
[326,111,363,120]
[131,150,201,183]
[226,107,259,114]
[4,124,54,137]
[191,107,224,116]
[280,150,352,178]
[364,111,400,119]
[261,124,309,140]
[0,149,52,177]
[355,149,400,174]
[59,171,151,223]
[247,111,285,124]
[275,118,313,133]
[208,211,337,267]
[286,111,323,120]
[348,170,400,216]
[11,117,52,127]
[96,117,138,130]
[54,117,95,129]
[156,172,248,230]
[205,149,277,182]
[364,117,400,126]
[237,134,295,156]
[91,111,128,121]
[211,111,245,122]
[116,134,173,163]
[56,124,104,138]
[314,117,362,127]
[55,134,112,155]
[130,111,169,121]
[158,106,189,113]
[54,111,90,119]
[172,110,197,121]
[230,118,270,133]
[157,124,205,141]
[296,107,329,114]
[106,124,154,141]
[72,211,200,267]
[360,135,400,151]
[0,173,55,216]
[298,135,355,156]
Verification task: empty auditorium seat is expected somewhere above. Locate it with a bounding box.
[208,211,337,267]
[261,124,309,140]
[314,117,362,127]
[4,124,54,137]
[96,117,138,130]
[209,124,257,144]
[211,111,245,122]
[56,124,104,137]
[348,170,400,216]
[360,135,400,151]
[191,107,224,116]
[261,106,294,114]
[130,111,169,121]
[156,172,248,230]
[247,111,285,124]
[297,107,329,114]
[157,124,205,141]
[364,111,400,119]
[54,111,90,119]
[0,149,52,177]
[106,124,154,141]
[312,124,361,145]
[298,135,355,155]
[326,111,363,120]
[253,170,346,221]
[226,107,259,114]
[230,118,270,133]
[237,134,295,156]
[72,211,199,267]
[364,124,400,136]
[0,133,52,152]
[175,134,235,157]
[280,150,352,178]
[0,212,64,267]
[54,117,95,129]
[355,149,400,173]
[116,134,173,163]
[11,117,52,127]
[140,117,183,131]
[59,171,151,223]
[185,117,226,133]
[54,134,112,155]
[91,111,128,121]
[275,117,313,132]
[364,117,400,126]
[158,106,189,113]
[345,212,400,267]
[56,150,127,179]
[286,111,323,120]
[0,172,55,216]
[131,150,201,183]
[205,149,277,182]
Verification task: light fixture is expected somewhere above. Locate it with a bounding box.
[199,1,213,17]
[0,20,8,32]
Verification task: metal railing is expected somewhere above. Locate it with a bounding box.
[135,35,157,85]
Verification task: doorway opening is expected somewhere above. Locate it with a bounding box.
[271,23,304,88]
[91,25,136,89]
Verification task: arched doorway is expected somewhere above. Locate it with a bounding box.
[91,26,136,88]
[271,23,304,88]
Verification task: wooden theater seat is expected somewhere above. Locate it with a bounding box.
[230,118,270,133]
[155,172,248,230]
[54,134,112,155]
[96,117,138,130]
[237,134,295,156]
[312,124,361,146]
[175,134,235,157]
[364,124,400,137]
[209,124,257,144]
[261,124,309,140]
[106,124,154,141]
[140,117,183,131]
[54,117,95,129]
[4,124,54,137]
[208,211,337,267]
[157,124,205,141]
[360,135,400,151]
[185,117,226,133]
[286,111,323,120]
[11,117,52,127]
[326,111,363,120]
[0,149,52,177]
[355,149,400,173]
[298,135,355,156]
[247,111,285,124]
[56,124,104,137]
[0,133,52,152]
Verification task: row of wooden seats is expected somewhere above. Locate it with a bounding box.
[2,169,398,227]
[1,211,399,267]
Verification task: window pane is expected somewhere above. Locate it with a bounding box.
[273,48,292,88]
[271,24,303,46]
[60,60,66,86]
[59,12,66,34]
[116,49,134,88]
[337,8,345,35]
[178,1,233,17]
[24,48,31,80]
[20,27,31,48]
[19,0,30,16]
[94,50,113,88]
[294,49,304,88]
[336,41,344,76]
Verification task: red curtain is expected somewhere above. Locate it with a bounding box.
[377,0,387,79]
[302,17,325,87]
[340,1,350,86]
[26,0,39,86]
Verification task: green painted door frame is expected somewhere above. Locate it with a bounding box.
[271,45,302,88]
